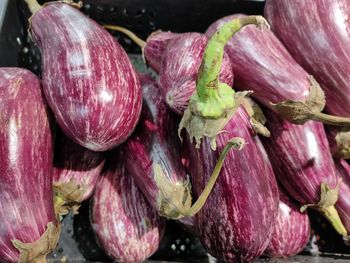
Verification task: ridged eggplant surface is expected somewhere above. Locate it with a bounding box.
[187,106,279,263]
[264,0,350,117]
[158,32,233,115]
[29,3,142,151]
[123,73,189,218]
[91,153,165,263]
[205,14,312,107]
[0,68,56,262]
[53,128,105,202]
[261,109,338,205]
[265,189,310,258]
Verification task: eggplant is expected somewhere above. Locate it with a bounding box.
[53,128,105,215]
[0,68,59,263]
[122,73,191,219]
[205,14,350,127]
[265,189,310,258]
[264,0,350,157]
[25,0,142,151]
[334,159,350,240]
[261,108,347,237]
[186,105,279,262]
[103,25,180,74]
[91,151,165,263]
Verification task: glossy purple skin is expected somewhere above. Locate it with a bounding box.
[158,32,233,115]
[261,108,338,205]
[123,73,187,211]
[0,68,55,263]
[334,159,350,232]
[53,129,105,201]
[187,106,279,262]
[143,31,181,73]
[325,126,339,156]
[265,189,310,258]
[30,3,142,151]
[91,153,165,263]
[264,0,350,117]
[205,14,310,107]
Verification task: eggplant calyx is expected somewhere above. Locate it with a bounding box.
[103,25,146,49]
[241,97,270,137]
[156,137,245,219]
[178,91,249,151]
[53,181,86,216]
[272,76,326,124]
[333,129,350,159]
[300,182,347,236]
[12,221,61,263]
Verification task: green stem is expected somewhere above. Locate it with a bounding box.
[196,15,268,101]
[316,205,347,236]
[103,24,146,48]
[183,137,245,217]
[312,112,350,126]
[24,0,42,14]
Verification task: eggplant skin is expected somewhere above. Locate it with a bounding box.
[53,128,105,201]
[0,68,55,263]
[265,189,310,258]
[123,73,188,211]
[158,32,233,115]
[261,109,338,205]
[143,31,181,73]
[334,159,350,232]
[205,14,310,107]
[264,0,350,117]
[91,152,165,263]
[29,3,142,151]
[187,106,279,263]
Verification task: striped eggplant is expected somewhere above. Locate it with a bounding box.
[122,73,191,219]
[158,32,233,115]
[264,0,350,158]
[0,68,59,263]
[265,189,310,258]
[334,159,350,239]
[25,0,142,151]
[186,105,279,262]
[91,151,165,262]
[261,108,347,237]
[205,14,350,127]
[53,128,105,215]
[103,25,180,73]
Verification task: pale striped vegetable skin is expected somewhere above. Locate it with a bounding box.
[187,106,279,262]
[91,152,165,262]
[28,2,142,151]
[0,68,59,263]
[123,73,190,219]
[53,128,105,203]
[265,189,310,258]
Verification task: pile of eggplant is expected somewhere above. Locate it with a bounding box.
[2,0,350,262]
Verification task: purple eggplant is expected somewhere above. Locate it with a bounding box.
[265,189,310,258]
[186,105,279,262]
[53,128,105,215]
[0,68,60,263]
[122,73,191,219]
[91,152,165,263]
[25,0,142,151]
[158,33,233,115]
[264,0,350,157]
[205,14,350,127]
[334,159,350,238]
[261,108,347,237]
